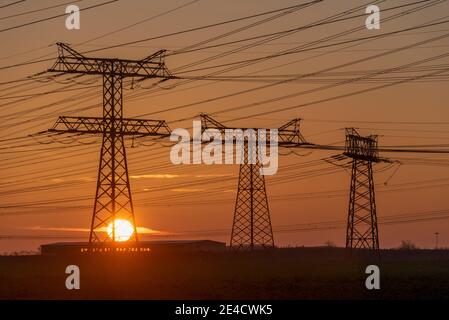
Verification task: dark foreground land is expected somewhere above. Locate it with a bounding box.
[0,248,448,299]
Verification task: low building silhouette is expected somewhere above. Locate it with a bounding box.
[40,240,226,256]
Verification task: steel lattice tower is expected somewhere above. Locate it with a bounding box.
[200,114,308,250]
[231,142,274,249]
[344,128,380,250]
[47,43,173,243]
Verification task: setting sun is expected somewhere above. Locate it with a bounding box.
[106,219,134,242]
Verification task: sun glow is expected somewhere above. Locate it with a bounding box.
[107,219,134,242]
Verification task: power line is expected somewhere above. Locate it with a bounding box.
[0,0,83,21]
[0,0,25,9]
[0,0,120,33]
[131,6,449,119]
[77,0,202,45]
[81,0,325,55]
[227,64,449,122]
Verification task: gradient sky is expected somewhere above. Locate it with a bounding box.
[1,0,449,253]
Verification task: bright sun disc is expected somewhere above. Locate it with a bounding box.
[107,219,134,242]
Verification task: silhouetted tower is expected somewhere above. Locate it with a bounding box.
[344,128,380,250]
[47,43,172,243]
[200,114,308,250]
[232,141,273,249]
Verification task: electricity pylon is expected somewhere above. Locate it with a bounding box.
[344,128,381,251]
[233,141,273,250]
[200,114,308,250]
[47,43,173,243]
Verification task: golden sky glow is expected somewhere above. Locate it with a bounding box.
[1,0,449,253]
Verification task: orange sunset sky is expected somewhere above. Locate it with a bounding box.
[1,0,449,253]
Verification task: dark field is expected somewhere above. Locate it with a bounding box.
[1,248,448,300]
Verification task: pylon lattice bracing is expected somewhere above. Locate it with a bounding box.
[47,43,172,244]
[200,114,309,251]
[231,142,274,250]
[90,70,136,242]
[344,128,380,250]
[346,159,379,250]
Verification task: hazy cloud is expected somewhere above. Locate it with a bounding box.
[130,174,182,179]
[24,226,169,235]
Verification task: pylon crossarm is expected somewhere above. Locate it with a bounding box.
[278,118,308,145]
[200,113,311,147]
[49,116,171,136]
[49,43,172,79]
[200,113,227,133]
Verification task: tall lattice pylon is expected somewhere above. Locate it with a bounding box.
[47,43,173,243]
[200,114,308,250]
[232,142,274,249]
[344,128,380,250]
